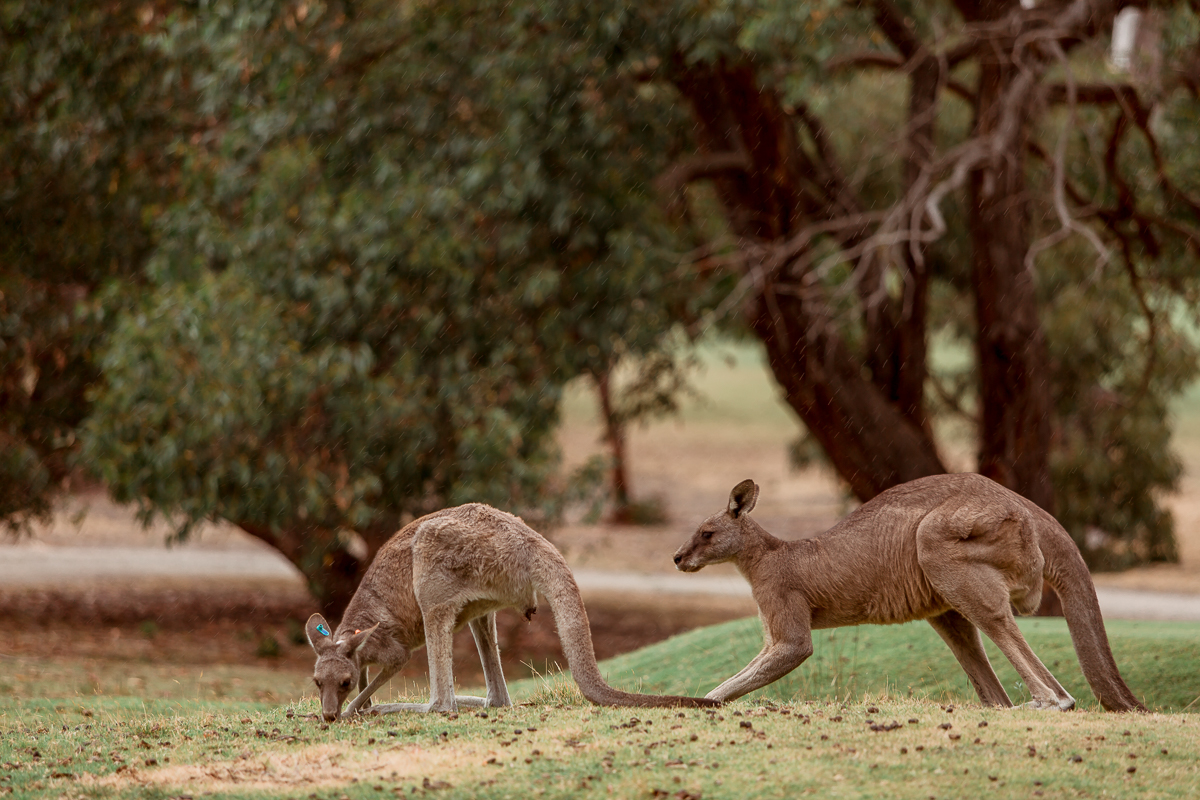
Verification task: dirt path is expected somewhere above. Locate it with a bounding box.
[4,542,1200,622]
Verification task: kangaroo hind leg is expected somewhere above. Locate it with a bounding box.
[469,613,511,708]
[422,603,462,713]
[935,575,1074,710]
[927,610,1011,707]
[919,512,1073,711]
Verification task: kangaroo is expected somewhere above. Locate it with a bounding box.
[307,503,718,721]
[673,475,1145,712]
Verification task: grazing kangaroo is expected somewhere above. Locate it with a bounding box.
[307,503,717,721]
[674,475,1144,712]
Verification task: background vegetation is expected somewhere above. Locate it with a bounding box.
[4,0,1200,612]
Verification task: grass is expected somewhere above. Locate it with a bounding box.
[0,658,314,707]
[3,618,1198,799]
[4,696,1197,800]
[583,617,1200,712]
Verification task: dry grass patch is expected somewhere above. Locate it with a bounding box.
[75,740,490,793]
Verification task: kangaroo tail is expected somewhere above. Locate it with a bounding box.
[536,561,718,708]
[1038,516,1145,712]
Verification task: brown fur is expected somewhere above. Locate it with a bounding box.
[673,475,1145,712]
[307,503,717,721]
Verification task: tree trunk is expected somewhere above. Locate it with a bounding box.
[238,520,367,619]
[748,283,947,502]
[669,31,1066,612]
[596,369,635,523]
[967,24,1056,518]
[964,2,1061,614]
[670,57,946,503]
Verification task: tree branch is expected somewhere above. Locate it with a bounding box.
[823,50,903,72]
[1045,82,1139,105]
[654,152,751,219]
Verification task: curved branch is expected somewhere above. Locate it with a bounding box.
[823,50,904,72]
[654,152,751,218]
[1045,82,1139,105]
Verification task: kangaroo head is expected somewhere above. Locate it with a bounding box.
[674,479,760,572]
[306,613,378,722]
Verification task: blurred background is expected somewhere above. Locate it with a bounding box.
[2,0,1199,707]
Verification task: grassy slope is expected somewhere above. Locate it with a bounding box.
[584,617,1200,712]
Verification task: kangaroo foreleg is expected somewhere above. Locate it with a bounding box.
[706,639,812,702]
[356,667,373,711]
[705,645,769,700]
[343,662,401,718]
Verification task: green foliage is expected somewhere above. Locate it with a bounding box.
[7,0,1200,584]
[0,1,192,527]
[79,0,717,606]
[1042,252,1197,567]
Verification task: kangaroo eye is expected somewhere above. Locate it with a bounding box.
[340,680,351,690]
[702,531,713,540]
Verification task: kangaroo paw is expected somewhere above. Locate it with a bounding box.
[1021,695,1076,711]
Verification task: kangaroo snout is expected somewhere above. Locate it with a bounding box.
[673,544,701,572]
[323,710,339,723]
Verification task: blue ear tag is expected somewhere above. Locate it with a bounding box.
[316,623,331,636]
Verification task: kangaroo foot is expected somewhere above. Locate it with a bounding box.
[1021,695,1075,711]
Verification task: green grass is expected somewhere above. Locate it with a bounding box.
[1,689,1195,800]
[2,618,1197,798]
[584,617,1200,712]
[0,658,315,707]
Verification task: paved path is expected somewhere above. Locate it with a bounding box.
[0,543,299,583]
[573,569,1200,623]
[4,545,1200,622]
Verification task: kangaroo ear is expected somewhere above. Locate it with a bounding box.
[728,479,759,518]
[337,622,380,657]
[306,613,336,654]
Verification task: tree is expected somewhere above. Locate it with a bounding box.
[31,0,1198,618]
[0,1,192,527]
[611,0,1200,585]
[80,0,714,615]
[593,347,694,525]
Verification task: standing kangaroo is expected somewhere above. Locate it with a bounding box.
[307,503,717,721]
[674,475,1144,712]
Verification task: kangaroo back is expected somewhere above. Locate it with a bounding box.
[1038,516,1145,712]
[533,555,718,708]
